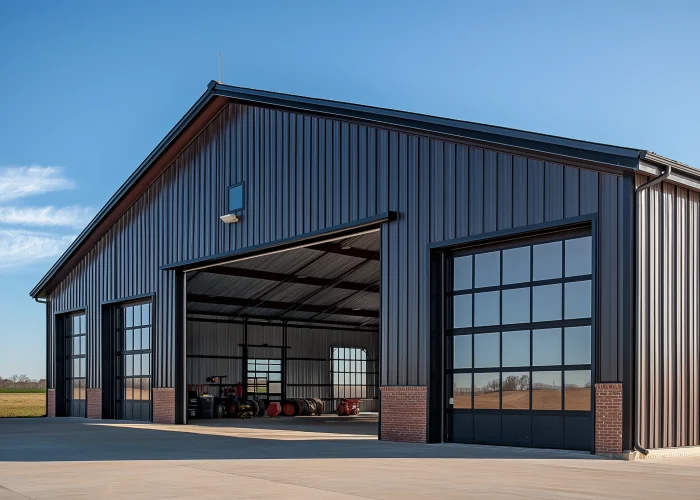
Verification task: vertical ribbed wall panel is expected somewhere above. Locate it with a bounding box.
[637,175,700,448]
[47,103,387,389]
[383,140,623,385]
[46,100,626,396]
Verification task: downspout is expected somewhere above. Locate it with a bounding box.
[633,166,671,456]
[34,297,49,417]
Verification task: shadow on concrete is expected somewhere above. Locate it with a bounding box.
[188,413,378,436]
[0,418,599,463]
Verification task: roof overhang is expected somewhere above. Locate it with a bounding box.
[30,81,700,298]
[30,87,229,298]
[638,152,700,192]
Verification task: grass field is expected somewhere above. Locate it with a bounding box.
[0,388,46,394]
[453,387,591,411]
[0,392,46,417]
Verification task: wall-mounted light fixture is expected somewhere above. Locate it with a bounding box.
[220,213,240,224]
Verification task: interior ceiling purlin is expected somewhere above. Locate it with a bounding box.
[185,232,380,329]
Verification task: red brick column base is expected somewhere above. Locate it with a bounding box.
[152,388,176,424]
[380,386,427,443]
[87,388,102,419]
[595,383,623,455]
[46,388,55,417]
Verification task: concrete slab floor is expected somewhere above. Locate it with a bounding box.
[1,418,700,499]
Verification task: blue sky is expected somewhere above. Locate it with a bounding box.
[0,1,698,379]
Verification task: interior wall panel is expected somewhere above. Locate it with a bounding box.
[184,320,378,411]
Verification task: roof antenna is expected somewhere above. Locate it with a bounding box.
[219,51,223,84]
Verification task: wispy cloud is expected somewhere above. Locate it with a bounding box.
[0,206,95,229]
[0,229,75,269]
[0,166,75,203]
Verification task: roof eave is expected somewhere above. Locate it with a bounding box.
[638,151,700,191]
[210,83,644,170]
[31,81,700,299]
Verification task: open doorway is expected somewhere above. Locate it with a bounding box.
[184,230,380,437]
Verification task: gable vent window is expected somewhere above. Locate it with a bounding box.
[228,183,244,213]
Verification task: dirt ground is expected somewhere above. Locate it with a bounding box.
[454,388,590,410]
[0,393,45,418]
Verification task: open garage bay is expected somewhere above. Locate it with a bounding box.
[184,230,380,428]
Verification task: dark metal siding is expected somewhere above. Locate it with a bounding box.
[382,141,625,386]
[47,103,387,389]
[637,175,700,448]
[46,101,626,394]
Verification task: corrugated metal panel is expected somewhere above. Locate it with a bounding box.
[383,139,625,385]
[287,325,378,412]
[46,103,385,389]
[187,321,242,356]
[184,320,378,411]
[224,247,323,272]
[637,175,700,448]
[46,98,627,400]
[188,272,278,299]
[187,359,242,386]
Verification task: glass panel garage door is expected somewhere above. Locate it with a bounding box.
[247,359,282,402]
[116,302,152,421]
[65,313,86,417]
[446,231,593,450]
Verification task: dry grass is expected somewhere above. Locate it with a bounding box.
[0,393,46,418]
[453,388,591,411]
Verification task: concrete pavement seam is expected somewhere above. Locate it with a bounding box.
[176,463,376,499]
[0,482,36,500]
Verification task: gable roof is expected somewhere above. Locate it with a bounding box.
[30,80,698,298]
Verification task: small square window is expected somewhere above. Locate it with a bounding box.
[474,291,500,327]
[453,294,473,328]
[474,251,500,288]
[453,335,472,369]
[452,373,472,409]
[453,255,473,291]
[474,332,500,368]
[228,184,244,213]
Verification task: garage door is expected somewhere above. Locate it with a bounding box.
[445,230,593,450]
[117,301,152,421]
[64,313,86,417]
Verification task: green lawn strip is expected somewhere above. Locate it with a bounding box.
[0,388,47,394]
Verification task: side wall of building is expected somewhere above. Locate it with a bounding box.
[636,175,700,448]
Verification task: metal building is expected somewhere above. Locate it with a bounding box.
[31,81,700,455]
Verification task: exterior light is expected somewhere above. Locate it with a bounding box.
[220,213,240,224]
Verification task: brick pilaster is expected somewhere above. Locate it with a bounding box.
[46,388,55,417]
[380,386,427,443]
[152,388,175,424]
[595,383,623,455]
[87,388,102,419]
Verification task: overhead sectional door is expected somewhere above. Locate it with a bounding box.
[246,359,282,402]
[445,229,594,451]
[116,301,152,421]
[64,313,87,417]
